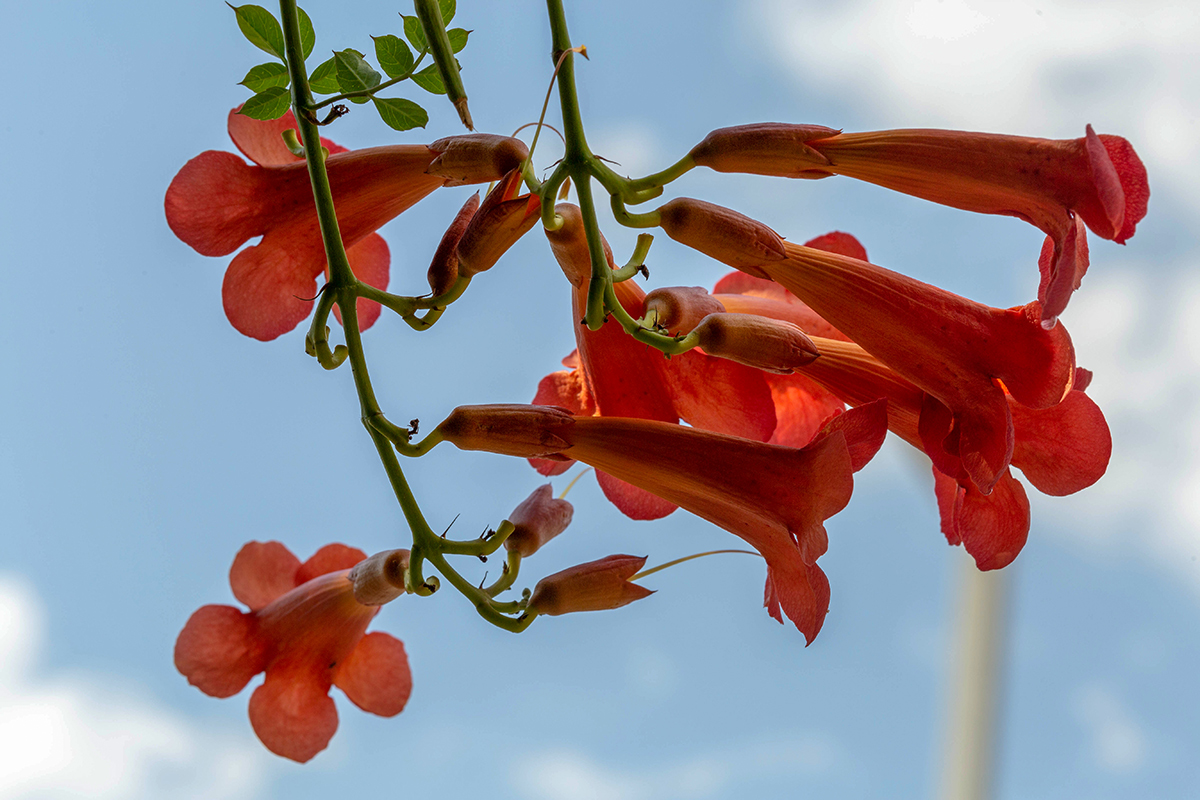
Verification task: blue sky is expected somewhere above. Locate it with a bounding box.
[3,0,1199,797]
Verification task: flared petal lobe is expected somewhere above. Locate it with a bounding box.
[249,662,339,763]
[174,605,265,698]
[332,631,412,717]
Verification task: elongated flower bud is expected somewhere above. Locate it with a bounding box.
[689,123,840,178]
[348,549,410,605]
[426,134,529,186]
[427,193,480,295]
[528,555,653,616]
[456,169,540,278]
[657,197,785,278]
[692,312,820,374]
[644,286,726,334]
[504,484,574,557]
[437,404,576,458]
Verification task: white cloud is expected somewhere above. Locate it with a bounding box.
[512,735,835,800]
[1054,266,1200,590]
[0,577,268,800]
[1074,682,1147,774]
[757,0,1200,209]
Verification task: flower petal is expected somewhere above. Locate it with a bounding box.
[1037,214,1090,325]
[765,373,846,448]
[227,107,348,168]
[295,544,368,584]
[1010,388,1111,496]
[248,663,338,763]
[1095,133,1149,244]
[661,350,776,441]
[936,467,1030,570]
[596,471,679,520]
[802,231,868,261]
[529,368,590,476]
[221,231,323,341]
[763,558,831,646]
[230,541,302,611]
[174,605,265,697]
[165,151,269,257]
[811,399,889,473]
[333,631,412,717]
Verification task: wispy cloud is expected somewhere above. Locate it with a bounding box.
[0,577,269,800]
[1074,682,1148,773]
[1054,267,1200,590]
[757,0,1200,209]
[511,735,836,800]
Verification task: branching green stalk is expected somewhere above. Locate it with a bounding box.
[280,0,533,632]
[312,51,429,109]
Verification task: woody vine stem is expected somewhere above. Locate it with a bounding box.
[277,0,709,632]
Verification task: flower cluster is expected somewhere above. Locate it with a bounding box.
[168,91,1145,760]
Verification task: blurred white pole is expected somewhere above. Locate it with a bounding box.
[939,556,1011,800]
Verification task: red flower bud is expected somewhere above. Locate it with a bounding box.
[689,123,840,178]
[657,197,785,278]
[426,193,480,296]
[456,169,541,278]
[426,134,529,186]
[528,555,653,616]
[504,484,574,558]
[437,404,576,458]
[692,312,820,374]
[643,285,726,334]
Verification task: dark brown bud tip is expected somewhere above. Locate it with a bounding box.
[692,312,820,373]
[644,286,726,334]
[437,404,576,458]
[504,484,574,557]
[657,197,786,278]
[528,554,653,616]
[427,134,529,186]
[689,123,840,179]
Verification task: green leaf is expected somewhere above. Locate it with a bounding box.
[334,48,381,104]
[239,86,291,119]
[411,64,446,95]
[239,61,290,92]
[373,34,414,78]
[373,97,429,131]
[308,56,340,94]
[447,28,469,53]
[228,4,286,60]
[298,7,316,60]
[401,14,426,52]
[438,0,456,25]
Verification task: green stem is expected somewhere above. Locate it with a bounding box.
[624,154,696,195]
[631,549,761,581]
[312,51,429,109]
[281,0,530,631]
